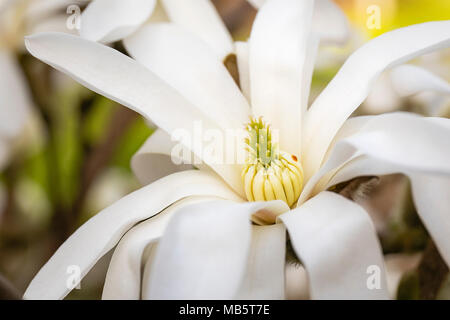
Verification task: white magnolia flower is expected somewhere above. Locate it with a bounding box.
[0,0,81,169]
[23,0,450,300]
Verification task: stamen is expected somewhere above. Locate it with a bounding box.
[242,117,303,207]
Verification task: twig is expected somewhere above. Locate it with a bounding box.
[0,273,21,300]
[417,240,449,299]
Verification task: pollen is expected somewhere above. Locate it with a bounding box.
[242,117,303,207]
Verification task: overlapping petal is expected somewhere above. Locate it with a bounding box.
[160,0,233,59]
[131,129,194,185]
[79,0,156,43]
[25,32,245,195]
[280,191,389,299]
[249,0,315,155]
[102,196,221,300]
[144,200,288,299]
[303,21,450,181]
[236,224,286,299]
[24,170,242,299]
[124,23,250,130]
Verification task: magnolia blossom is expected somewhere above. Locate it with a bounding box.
[24,0,450,300]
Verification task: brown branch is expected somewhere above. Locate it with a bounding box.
[0,273,21,300]
[417,240,449,299]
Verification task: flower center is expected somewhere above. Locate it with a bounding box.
[242,117,303,207]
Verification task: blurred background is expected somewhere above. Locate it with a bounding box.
[0,0,449,299]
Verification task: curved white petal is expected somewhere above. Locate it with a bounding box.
[319,114,450,266]
[235,41,251,102]
[123,23,250,130]
[25,32,245,195]
[327,114,450,181]
[24,170,242,300]
[102,196,221,300]
[390,64,450,97]
[131,129,193,185]
[79,0,156,43]
[144,200,289,299]
[236,224,286,299]
[303,21,450,181]
[280,191,389,299]
[249,0,315,155]
[160,0,233,60]
[410,174,450,267]
[0,49,31,140]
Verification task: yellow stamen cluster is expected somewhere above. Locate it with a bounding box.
[242,118,303,207]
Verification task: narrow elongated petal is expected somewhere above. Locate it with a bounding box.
[160,0,233,59]
[390,64,450,96]
[236,224,286,299]
[25,32,245,195]
[131,129,193,185]
[235,41,251,102]
[319,114,450,266]
[24,170,242,300]
[249,0,315,155]
[280,191,389,299]
[303,21,450,180]
[124,24,250,130]
[410,174,450,266]
[79,0,156,43]
[0,50,31,139]
[145,200,289,299]
[102,196,220,300]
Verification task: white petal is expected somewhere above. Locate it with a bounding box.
[25,32,245,195]
[312,0,350,44]
[79,0,156,43]
[123,23,250,130]
[247,0,265,8]
[0,49,31,139]
[160,0,233,60]
[410,174,450,267]
[235,41,251,102]
[390,64,450,97]
[247,0,349,44]
[321,114,450,266]
[28,14,78,35]
[280,191,389,299]
[236,224,286,299]
[24,170,242,299]
[145,200,289,299]
[363,72,402,114]
[327,114,450,183]
[102,196,220,300]
[303,21,450,181]
[249,0,315,155]
[131,129,193,185]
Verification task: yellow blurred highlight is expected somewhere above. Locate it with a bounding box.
[335,0,450,38]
